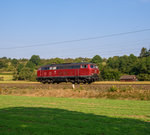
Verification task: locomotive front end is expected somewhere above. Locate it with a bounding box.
[89,64,99,82]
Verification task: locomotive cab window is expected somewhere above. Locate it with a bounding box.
[90,65,94,68]
[90,65,97,68]
[81,65,87,68]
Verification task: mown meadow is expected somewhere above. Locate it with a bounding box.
[0,95,150,135]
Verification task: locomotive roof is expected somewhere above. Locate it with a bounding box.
[40,62,95,68]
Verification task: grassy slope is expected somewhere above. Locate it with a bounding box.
[0,95,150,135]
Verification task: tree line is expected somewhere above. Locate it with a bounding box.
[0,47,150,81]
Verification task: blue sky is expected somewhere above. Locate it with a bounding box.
[0,0,150,59]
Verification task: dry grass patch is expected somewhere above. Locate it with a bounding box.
[0,88,150,100]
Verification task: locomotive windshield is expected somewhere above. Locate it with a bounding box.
[81,65,87,68]
[90,65,98,68]
[90,65,94,68]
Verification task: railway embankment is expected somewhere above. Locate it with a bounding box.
[0,82,150,100]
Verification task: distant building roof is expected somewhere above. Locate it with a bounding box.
[120,75,138,81]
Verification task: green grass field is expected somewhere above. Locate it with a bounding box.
[0,75,13,81]
[0,80,39,83]
[0,95,150,135]
[0,79,150,84]
[94,81,150,85]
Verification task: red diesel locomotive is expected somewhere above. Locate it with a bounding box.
[37,63,99,84]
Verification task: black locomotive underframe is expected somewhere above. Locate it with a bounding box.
[36,75,99,84]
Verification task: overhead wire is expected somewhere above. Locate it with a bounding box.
[0,28,150,49]
[57,38,150,53]
[45,38,150,58]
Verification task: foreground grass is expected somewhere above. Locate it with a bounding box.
[0,95,150,135]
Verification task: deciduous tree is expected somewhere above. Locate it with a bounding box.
[30,55,41,66]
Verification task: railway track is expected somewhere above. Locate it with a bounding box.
[0,83,150,91]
